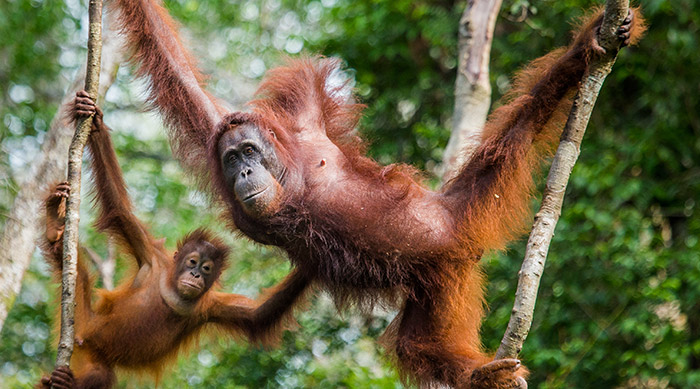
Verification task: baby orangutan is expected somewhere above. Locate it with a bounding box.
[38,92,308,388]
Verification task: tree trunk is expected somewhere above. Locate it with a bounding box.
[440,0,503,182]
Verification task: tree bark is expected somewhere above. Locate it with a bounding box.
[440,0,503,182]
[55,0,103,370]
[0,13,124,332]
[495,0,633,360]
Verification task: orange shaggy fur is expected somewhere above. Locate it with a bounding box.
[109,0,645,387]
[38,101,308,388]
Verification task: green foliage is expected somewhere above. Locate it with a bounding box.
[308,0,459,170]
[0,0,76,218]
[2,0,699,388]
[482,1,700,387]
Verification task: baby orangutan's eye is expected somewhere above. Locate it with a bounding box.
[201,261,213,275]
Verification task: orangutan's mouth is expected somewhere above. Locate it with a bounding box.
[180,280,201,290]
[243,187,268,202]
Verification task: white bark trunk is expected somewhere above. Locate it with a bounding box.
[440,0,503,182]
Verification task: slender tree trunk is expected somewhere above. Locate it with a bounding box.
[440,0,503,183]
[0,13,124,333]
[496,0,634,360]
[54,0,104,370]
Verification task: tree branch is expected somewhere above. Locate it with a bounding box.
[495,0,633,360]
[55,0,103,370]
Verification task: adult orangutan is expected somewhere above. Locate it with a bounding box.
[110,0,645,387]
[38,93,308,389]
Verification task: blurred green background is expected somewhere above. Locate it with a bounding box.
[1,0,699,387]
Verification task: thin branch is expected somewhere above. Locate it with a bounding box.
[55,0,103,370]
[496,0,633,360]
[83,237,115,290]
[84,247,103,268]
